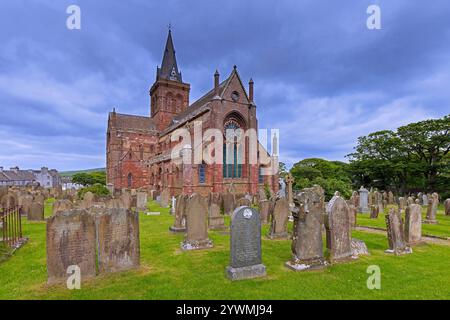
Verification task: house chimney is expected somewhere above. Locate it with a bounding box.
[249,78,254,103]
[214,70,220,94]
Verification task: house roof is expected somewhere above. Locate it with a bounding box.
[1,169,35,181]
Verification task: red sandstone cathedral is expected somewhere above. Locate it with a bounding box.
[106,30,279,197]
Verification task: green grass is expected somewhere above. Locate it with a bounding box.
[357,204,450,238]
[1,200,450,299]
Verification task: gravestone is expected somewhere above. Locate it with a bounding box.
[29,202,44,221]
[226,207,266,281]
[285,173,294,205]
[374,191,383,212]
[325,196,353,263]
[160,189,170,208]
[351,239,369,256]
[348,204,357,228]
[20,195,33,217]
[388,191,394,205]
[258,188,267,201]
[350,191,359,208]
[370,205,379,219]
[405,204,423,245]
[222,192,235,215]
[385,208,412,255]
[267,197,289,239]
[445,199,450,216]
[170,194,187,232]
[417,192,423,205]
[422,194,428,206]
[259,200,271,224]
[34,194,46,206]
[208,193,226,230]
[424,193,439,224]
[52,199,73,215]
[1,194,16,209]
[136,191,148,212]
[97,208,140,273]
[83,192,95,208]
[236,197,252,208]
[46,210,97,285]
[407,196,414,206]
[181,194,213,250]
[358,187,369,213]
[286,186,327,271]
[170,196,176,215]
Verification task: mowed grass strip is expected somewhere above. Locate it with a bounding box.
[0,200,449,299]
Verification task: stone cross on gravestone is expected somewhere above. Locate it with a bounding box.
[285,173,294,205]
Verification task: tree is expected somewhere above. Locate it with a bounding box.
[72,171,106,186]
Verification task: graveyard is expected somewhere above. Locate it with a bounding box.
[1,197,450,300]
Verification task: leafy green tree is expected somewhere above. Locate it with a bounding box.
[72,171,106,186]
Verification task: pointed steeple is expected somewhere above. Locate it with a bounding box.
[157,29,182,82]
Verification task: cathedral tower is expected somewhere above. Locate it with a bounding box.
[150,30,190,131]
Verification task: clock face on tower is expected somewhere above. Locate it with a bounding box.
[170,67,178,81]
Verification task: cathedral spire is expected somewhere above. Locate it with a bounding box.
[158,29,182,82]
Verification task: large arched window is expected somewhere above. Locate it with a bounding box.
[223,115,245,178]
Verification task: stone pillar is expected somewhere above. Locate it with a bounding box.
[358,186,369,213]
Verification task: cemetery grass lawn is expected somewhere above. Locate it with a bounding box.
[357,205,450,239]
[1,200,450,299]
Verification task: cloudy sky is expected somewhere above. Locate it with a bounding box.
[0,0,449,171]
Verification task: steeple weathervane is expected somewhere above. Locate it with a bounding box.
[157,28,182,82]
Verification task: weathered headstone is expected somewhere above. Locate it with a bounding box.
[208,193,226,230]
[424,193,439,224]
[259,200,271,224]
[285,173,294,205]
[236,197,252,208]
[405,204,423,246]
[226,207,266,281]
[348,204,357,228]
[29,202,44,221]
[370,205,379,219]
[351,239,369,256]
[422,194,428,206]
[46,210,97,285]
[398,197,406,210]
[388,191,394,205]
[267,197,289,239]
[170,194,187,232]
[445,199,450,216]
[19,195,33,218]
[120,192,132,210]
[325,196,353,263]
[181,194,213,250]
[52,199,73,215]
[385,208,412,255]
[258,188,267,201]
[286,186,327,271]
[160,189,170,208]
[136,191,148,212]
[97,208,140,273]
[358,187,369,213]
[222,191,235,215]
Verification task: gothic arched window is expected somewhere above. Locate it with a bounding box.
[127,173,133,188]
[223,117,244,178]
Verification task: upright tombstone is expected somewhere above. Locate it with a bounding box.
[136,191,148,212]
[445,199,450,216]
[398,197,406,210]
[422,194,428,206]
[424,193,439,224]
[46,210,97,285]
[358,187,369,213]
[370,205,379,219]
[208,193,226,230]
[160,189,170,208]
[259,200,271,224]
[20,195,34,218]
[236,197,252,208]
[417,192,423,205]
[52,199,73,215]
[120,192,132,210]
[350,191,359,208]
[385,208,412,255]
[405,204,423,246]
[374,191,383,212]
[325,196,353,263]
[170,196,176,215]
[181,194,213,250]
[285,173,294,205]
[226,207,266,281]
[170,194,187,232]
[29,202,44,221]
[97,208,140,273]
[348,204,357,228]
[388,191,394,205]
[267,197,289,239]
[407,196,414,206]
[258,188,267,201]
[222,191,236,215]
[286,186,327,271]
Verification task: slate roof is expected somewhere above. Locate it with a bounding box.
[0,169,36,181]
[110,113,157,132]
